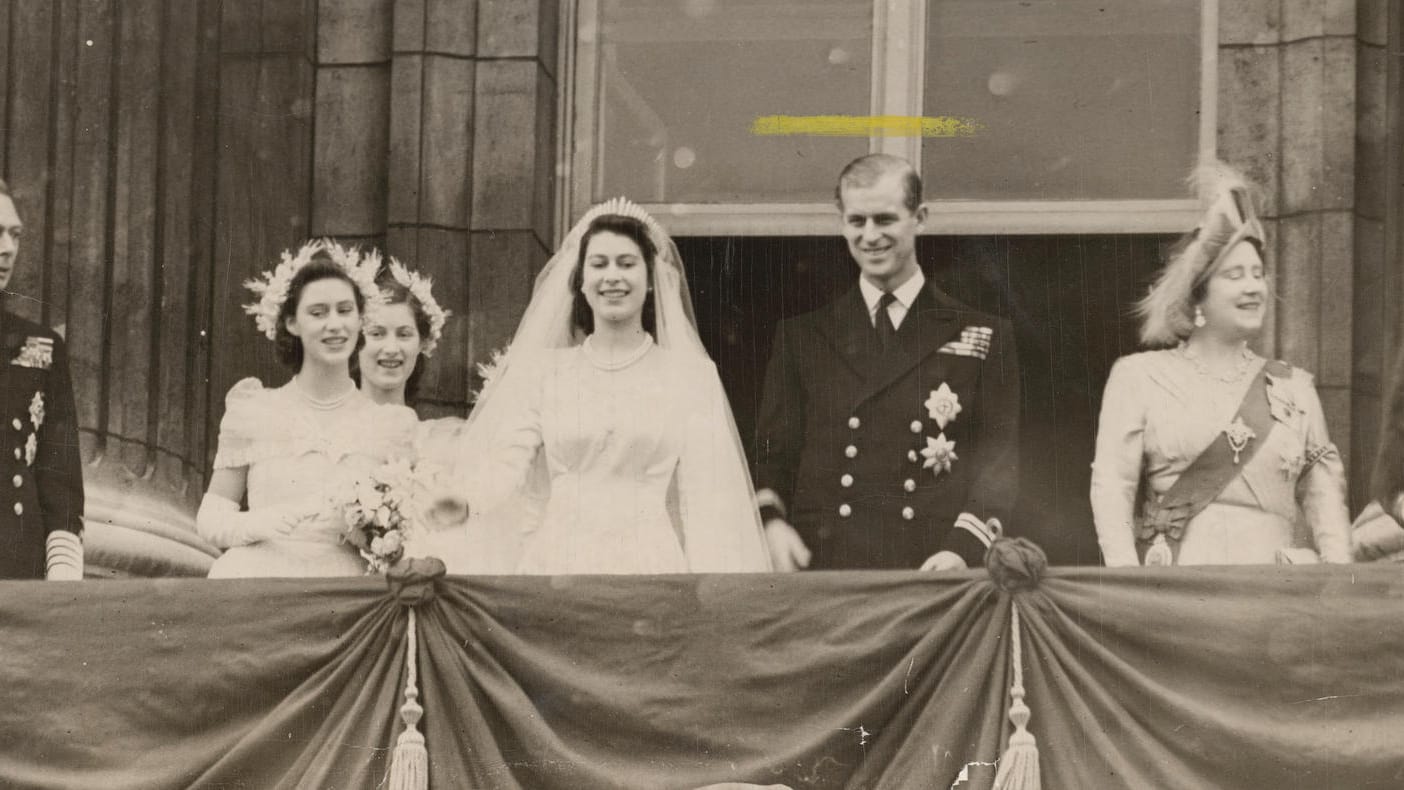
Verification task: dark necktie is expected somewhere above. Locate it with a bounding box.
[875,291,898,352]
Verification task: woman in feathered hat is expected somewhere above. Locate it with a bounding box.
[196,240,418,578]
[1089,162,1352,566]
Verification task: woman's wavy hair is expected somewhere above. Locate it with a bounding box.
[353,275,434,405]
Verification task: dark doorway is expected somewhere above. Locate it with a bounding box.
[677,233,1173,566]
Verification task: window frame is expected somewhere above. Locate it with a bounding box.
[559,0,1219,239]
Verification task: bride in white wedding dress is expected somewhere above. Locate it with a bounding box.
[439,199,771,574]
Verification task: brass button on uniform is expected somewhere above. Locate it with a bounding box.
[840,474,854,488]
[901,506,915,520]
[844,445,858,459]
[10,419,20,431]
[848,417,861,429]
[907,449,919,463]
[13,502,22,516]
[838,503,852,518]
[909,420,923,434]
[903,478,916,492]
[11,475,21,488]
[12,448,19,460]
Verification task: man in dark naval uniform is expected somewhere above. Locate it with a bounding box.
[0,178,84,579]
[756,154,1020,571]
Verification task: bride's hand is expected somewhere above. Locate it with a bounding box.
[426,492,471,528]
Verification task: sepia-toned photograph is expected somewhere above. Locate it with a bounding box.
[0,0,1401,787]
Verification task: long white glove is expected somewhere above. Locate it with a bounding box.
[196,493,301,548]
[44,530,83,581]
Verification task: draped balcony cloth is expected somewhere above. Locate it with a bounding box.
[1,565,1402,789]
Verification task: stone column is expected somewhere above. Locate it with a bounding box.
[385,0,478,415]
[468,0,559,373]
[1351,0,1402,505]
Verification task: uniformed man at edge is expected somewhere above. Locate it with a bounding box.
[0,178,85,580]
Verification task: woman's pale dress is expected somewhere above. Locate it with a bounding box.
[465,342,770,574]
[1091,348,1351,566]
[207,377,418,578]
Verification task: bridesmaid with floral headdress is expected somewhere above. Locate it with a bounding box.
[353,255,524,572]
[196,240,417,578]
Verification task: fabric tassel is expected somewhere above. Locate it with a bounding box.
[388,608,428,790]
[992,605,1040,790]
[1143,534,1173,567]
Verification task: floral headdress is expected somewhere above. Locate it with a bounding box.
[243,239,382,340]
[1137,161,1266,347]
[382,257,451,357]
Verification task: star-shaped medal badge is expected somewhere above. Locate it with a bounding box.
[924,383,962,430]
[920,433,958,478]
[28,392,44,431]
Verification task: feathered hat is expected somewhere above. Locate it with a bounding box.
[1137,161,1266,347]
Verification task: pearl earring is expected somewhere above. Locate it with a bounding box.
[1193,306,1206,328]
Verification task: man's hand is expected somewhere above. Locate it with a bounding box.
[1352,500,1404,561]
[764,518,811,572]
[919,550,967,572]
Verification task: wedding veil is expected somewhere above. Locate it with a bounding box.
[449,197,771,573]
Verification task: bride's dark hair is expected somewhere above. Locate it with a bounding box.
[569,214,657,338]
[274,251,367,369]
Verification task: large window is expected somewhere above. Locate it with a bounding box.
[563,0,1214,235]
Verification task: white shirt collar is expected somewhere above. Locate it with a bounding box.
[859,267,926,314]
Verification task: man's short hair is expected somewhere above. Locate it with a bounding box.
[834,154,922,213]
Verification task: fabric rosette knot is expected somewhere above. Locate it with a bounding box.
[386,556,446,606]
[338,458,419,574]
[985,537,1048,594]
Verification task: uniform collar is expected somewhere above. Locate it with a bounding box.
[859,268,926,314]
[859,267,925,315]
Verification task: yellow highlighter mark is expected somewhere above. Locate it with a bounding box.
[750,115,984,138]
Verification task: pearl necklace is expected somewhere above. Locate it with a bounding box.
[294,382,357,410]
[1175,342,1257,384]
[582,334,654,371]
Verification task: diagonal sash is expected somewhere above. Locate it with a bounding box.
[1137,359,1289,564]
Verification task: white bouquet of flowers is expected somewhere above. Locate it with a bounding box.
[337,458,418,574]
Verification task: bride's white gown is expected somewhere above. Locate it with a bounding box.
[465,340,769,574]
[207,378,418,578]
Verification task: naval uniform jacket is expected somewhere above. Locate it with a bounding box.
[0,311,84,579]
[756,281,1020,570]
